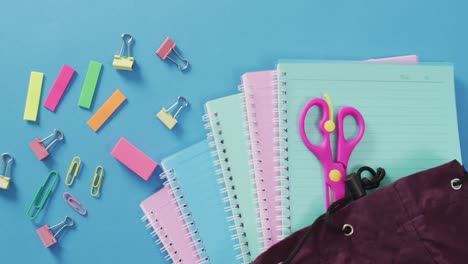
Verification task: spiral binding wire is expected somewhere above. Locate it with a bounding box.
[159,169,210,264]
[239,83,273,252]
[202,111,251,263]
[273,70,291,240]
[141,208,184,263]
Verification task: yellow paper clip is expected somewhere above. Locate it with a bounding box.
[65,157,81,187]
[156,96,189,130]
[112,33,134,71]
[0,153,14,190]
[90,166,104,197]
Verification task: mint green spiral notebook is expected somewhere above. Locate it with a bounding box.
[277,61,461,235]
[204,93,262,261]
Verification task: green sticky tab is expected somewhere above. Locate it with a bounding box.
[23,71,44,121]
[79,60,102,109]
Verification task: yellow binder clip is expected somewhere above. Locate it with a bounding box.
[0,153,14,190]
[112,33,134,71]
[90,166,104,198]
[156,96,189,130]
[65,156,81,187]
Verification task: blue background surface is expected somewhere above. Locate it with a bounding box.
[1,0,467,263]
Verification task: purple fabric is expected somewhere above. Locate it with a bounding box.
[254,160,467,264]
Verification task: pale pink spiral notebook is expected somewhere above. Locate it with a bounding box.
[140,184,201,264]
[240,55,419,250]
[241,71,282,250]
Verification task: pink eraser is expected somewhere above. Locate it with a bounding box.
[29,138,49,160]
[111,138,158,181]
[156,37,176,60]
[37,225,57,248]
[44,64,76,112]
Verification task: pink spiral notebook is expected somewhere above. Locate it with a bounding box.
[240,55,419,248]
[240,71,283,249]
[140,184,201,263]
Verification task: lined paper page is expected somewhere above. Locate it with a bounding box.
[278,62,461,233]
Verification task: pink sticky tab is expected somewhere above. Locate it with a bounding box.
[29,138,49,160]
[44,64,76,112]
[111,138,158,181]
[37,225,57,248]
[156,38,176,60]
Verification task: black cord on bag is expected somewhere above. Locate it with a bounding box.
[278,166,386,264]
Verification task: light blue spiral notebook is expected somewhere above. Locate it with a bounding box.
[161,140,243,264]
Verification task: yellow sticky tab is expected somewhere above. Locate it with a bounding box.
[112,56,134,71]
[157,109,178,130]
[24,72,44,121]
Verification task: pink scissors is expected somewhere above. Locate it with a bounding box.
[299,95,365,208]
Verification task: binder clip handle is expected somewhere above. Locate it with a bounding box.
[119,33,134,57]
[167,96,189,119]
[51,216,74,238]
[168,48,189,71]
[41,129,64,151]
[0,153,14,178]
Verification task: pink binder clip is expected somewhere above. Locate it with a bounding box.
[29,129,64,160]
[63,192,87,216]
[37,216,74,248]
[156,37,189,71]
[111,137,158,181]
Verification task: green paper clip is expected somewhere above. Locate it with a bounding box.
[27,170,59,220]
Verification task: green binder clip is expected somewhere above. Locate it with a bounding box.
[27,171,59,220]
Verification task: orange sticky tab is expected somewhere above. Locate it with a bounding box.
[87,89,126,132]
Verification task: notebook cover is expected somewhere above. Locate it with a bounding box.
[238,56,419,245]
[240,71,284,249]
[140,184,201,263]
[277,61,461,235]
[161,140,244,263]
[204,94,262,260]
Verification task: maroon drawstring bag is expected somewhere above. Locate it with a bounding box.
[253,160,468,264]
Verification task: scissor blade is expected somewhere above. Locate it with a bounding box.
[328,186,335,205]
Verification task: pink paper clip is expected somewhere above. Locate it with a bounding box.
[111,137,158,181]
[63,192,87,216]
[29,129,64,160]
[156,37,189,71]
[44,64,76,112]
[37,216,74,248]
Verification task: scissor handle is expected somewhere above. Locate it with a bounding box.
[299,98,333,163]
[336,106,365,166]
